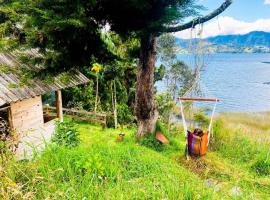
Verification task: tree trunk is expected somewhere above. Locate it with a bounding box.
[94,75,99,113]
[135,33,158,138]
[113,79,118,129]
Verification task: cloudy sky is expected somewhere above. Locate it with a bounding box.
[175,0,270,39]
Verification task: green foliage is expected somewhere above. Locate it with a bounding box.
[169,60,194,97]
[106,104,135,128]
[140,133,164,152]
[95,0,201,36]
[156,93,175,124]
[63,82,95,111]
[1,122,219,199]
[52,120,80,148]
[140,121,180,152]
[116,103,135,125]
[1,118,270,199]
[252,158,270,176]
[1,0,116,73]
[193,112,210,129]
[58,34,138,126]
[211,119,270,178]
[156,33,194,103]
[157,33,177,63]
[154,64,166,82]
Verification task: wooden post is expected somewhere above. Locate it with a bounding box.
[56,90,63,122]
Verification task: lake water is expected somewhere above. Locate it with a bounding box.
[157,53,270,112]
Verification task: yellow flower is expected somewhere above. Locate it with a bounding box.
[91,63,102,73]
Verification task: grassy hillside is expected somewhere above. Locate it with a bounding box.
[1,113,270,199]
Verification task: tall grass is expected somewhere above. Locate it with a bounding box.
[1,123,219,200]
[211,118,270,177]
[1,113,270,199]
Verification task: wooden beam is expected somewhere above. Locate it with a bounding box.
[177,97,219,102]
[56,90,63,122]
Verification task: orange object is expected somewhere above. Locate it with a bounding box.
[156,132,169,144]
[177,97,219,102]
[117,133,125,142]
[187,131,208,156]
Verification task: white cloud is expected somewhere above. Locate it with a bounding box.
[174,17,270,39]
[265,0,270,5]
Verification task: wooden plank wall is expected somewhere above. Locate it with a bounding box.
[10,96,44,133]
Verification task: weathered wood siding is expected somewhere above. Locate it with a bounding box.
[10,96,44,133]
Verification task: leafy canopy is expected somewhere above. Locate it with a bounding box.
[94,0,202,36]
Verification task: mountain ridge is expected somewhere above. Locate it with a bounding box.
[176,31,270,53]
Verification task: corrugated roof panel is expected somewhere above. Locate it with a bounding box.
[0,52,89,106]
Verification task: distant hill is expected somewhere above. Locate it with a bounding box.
[176,31,270,53]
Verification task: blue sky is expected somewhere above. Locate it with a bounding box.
[202,0,270,22]
[175,0,270,38]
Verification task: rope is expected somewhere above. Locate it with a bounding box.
[179,99,188,137]
[178,98,218,145]
[207,99,218,146]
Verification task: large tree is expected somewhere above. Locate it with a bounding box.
[95,0,232,137]
[1,0,232,137]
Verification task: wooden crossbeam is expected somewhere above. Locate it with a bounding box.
[176,97,219,102]
[44,106,107,126]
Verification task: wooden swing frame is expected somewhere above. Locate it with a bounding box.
[176,97,220,159]
[176,97,219,102]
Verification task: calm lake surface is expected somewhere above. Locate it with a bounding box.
[157,53,270,112]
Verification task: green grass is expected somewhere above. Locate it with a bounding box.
[1,114,270,199]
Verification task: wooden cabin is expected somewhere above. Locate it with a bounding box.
[0,51,89,159]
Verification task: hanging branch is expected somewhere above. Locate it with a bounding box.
[164,0,232,33]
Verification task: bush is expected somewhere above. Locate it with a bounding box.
[52,120,80,148]
[117,103,135,126]
[140,133,164,151]
[105,104,135,128]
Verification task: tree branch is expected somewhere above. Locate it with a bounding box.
[165,0,233,33]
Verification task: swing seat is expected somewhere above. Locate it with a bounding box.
[187,131,209,156]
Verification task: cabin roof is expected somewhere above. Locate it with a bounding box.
[0,51,89,106]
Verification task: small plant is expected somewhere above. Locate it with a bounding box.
[140,133,164,151]
[52,120,80,148]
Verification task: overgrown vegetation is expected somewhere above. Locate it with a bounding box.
[52,120,80,148]
[211,116,270,177]
[1,112,270,199]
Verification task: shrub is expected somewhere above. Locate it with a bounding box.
[140,133,164,151]
[117,103,135,126]
[52,120,80,148]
